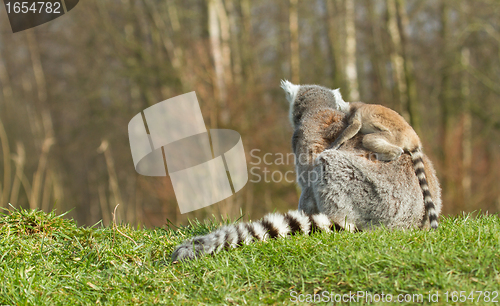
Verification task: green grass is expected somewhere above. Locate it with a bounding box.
[0,207,499,305]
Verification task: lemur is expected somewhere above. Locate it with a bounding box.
[170,81,441,262]
[314,86,439,229]
[281,80,437,229]
[281,80,347,216]
[171,82,349,262]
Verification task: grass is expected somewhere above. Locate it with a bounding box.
[0,207,499,305]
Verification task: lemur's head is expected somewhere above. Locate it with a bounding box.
[280,80,349,128]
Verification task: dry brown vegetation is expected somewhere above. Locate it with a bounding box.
[0,0,499,227]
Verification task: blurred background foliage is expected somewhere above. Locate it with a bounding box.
[0,0,499,227]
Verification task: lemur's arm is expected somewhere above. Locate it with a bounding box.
[330,113,362,150]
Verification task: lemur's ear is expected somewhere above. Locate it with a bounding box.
[331,88,344,103]
[331,88,350,112]
[280,79,300,104]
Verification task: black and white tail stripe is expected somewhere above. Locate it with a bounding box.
[171,210,337,262]
[410,148,439,229]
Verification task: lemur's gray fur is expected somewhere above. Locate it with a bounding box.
[320,94,438,228]
[170,81,442,262]
[281,80,441,230]
[282,81,347,216]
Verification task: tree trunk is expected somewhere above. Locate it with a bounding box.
[0,120,11,207]
[30,136,54,209]
[9,143,25,206]
[208,0,228,125]
[145,0,188,92]
[387,0,409,120]
[217,0,233,89]
[439,0,455,209]
[98,184,111,226]
[166,0,190,90]
[26,31,56,209]
[98,140,124,223]
[289,0,300,84]
[344,0,359,101]
[326,0,344,89]
[0,56,14,111]
[0,32,14,208]
[461,48,472,209]
[460,1,472,210]
[366,0,390,105]
[396,0,420,133]
[225,0,243,85]
[26,30,47,107]
[240,0,256,85]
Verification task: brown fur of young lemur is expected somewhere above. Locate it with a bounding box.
[328,93,439,229]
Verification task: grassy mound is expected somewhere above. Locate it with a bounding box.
[0,207,498,305]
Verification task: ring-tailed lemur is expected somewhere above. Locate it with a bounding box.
[282,80,438,228]
[170,81,441,262]
[171,82,349,262]
[318,93,439,229]
[282,80,439,230]
[280,80,346,215]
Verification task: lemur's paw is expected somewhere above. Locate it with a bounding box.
[313,151,327,167]
[330,143,342,150]
[376,147,404,162]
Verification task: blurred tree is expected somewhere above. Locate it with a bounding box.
[396,0,420,133]
[344,0,359,101]
[0,0,499,226]
[387,0,408,120]
[289,0,300,84]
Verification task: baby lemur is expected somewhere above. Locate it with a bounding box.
[282,80,439,229]
[329,94,438,229]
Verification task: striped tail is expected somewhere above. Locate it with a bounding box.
[410,148,439,229]
[171,210,339,262]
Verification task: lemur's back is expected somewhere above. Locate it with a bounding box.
[330,99,439,228]
[349,102,420,150]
